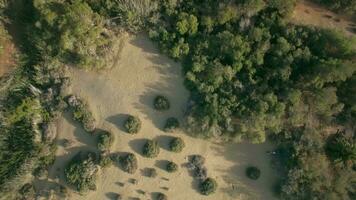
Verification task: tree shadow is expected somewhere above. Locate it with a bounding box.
[128,138,147,156]
[106,113,130,132]
[105,192,120,200]
[150,192,162,200]
[154,135,175,151]
[155,160,169,171]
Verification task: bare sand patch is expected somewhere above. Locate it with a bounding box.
[292,0,355,36]
[47,35,278,200]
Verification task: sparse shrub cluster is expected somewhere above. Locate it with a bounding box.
[120,153,138,174]
[97,130,114,152]
[64,152,98,193]
[67,95,96,132]
[154,95,170,111]
[164,117,180,132]
[166,161,178,173]
[246,166,261,180]
[169,137,185,153]
[200,178,217,195]
[124,115,141,134]
[98,154,113,168]
[142,140,160,158]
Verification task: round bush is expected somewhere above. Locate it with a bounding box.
[246,166,261,180]
[157,192,168,200]
[200,178,217,195]
[97,130,114,151]
[124,115,141,134]
[169,137,185,153]
[164,117,180,132]
[166,161,178,173]
[120,153,138,174]
[154,95,170,111]
[142,140,160,158]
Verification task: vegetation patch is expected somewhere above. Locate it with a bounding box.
[166,161,178,173]
[124,115,141,134]
[169,137,185,153]
[142,139,160,158]
[154,95,170,111]
[67,95,96,132]
[64,152,99,193]
[164,117,180,132]
[97,130,114,152]
[246,166,261,180]
[200,178,217,195]
[120,153,138,174]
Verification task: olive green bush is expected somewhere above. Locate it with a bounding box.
[169,137,185,153]
[164,117,180,132]
[97,130,114,152]
[124,115,141,134]
[246,166,261,180]
[142,140,160,158]
[67,95,96,132]
[166,161,178,173]
[154,95,170,111]
[120,153,138,174]
[200,178,217,195]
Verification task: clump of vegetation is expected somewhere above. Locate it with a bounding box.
[169,137,185,153]
[142,139,160,158]
[97,130,114,152]
[124,115,141,134]
[154,95,170,111]
[19,183,36,200]
[64,152,98,193]
[200,178,217,195]
[98,154,113,168]
[246,166,261,180]
[164,117,180,132]
[120,153,138,174]
[325,131,355,165]
[166,161,178,173]
[67,95,96,132]
[157,192,168,200]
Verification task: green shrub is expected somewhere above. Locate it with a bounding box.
[67,95,96,132]
[64,152,98,193]
[157,192,168,200]
[97,130,114,151]
[142,140,160,158]
[166,161,178,173]
[98,154,113,168]
[169,137,185,153]
[246,166,261,180]
[154,95,170,111]
[120,153,138,174]
[164,117,180,132]
[200,178,217,195]
[124,115,141,134]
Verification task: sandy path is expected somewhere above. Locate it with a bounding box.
[292,0,356,36]
[48,35,278,200]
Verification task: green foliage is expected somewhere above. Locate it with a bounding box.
[97,130,114,152]
[64,152,98,193]
[164,117,180,132]
[98,154,113,168]
[326,131,356,164]
[67,95,96,132]
[142,140,160,158]
[124,115,141,134]
[32,0,113,69]
[166,161,178,173]
[200,178,217,195]
[313,0,356,15]
[169,137,185,153]
[120,153,138,174]
[246,166,261,180]
[154,95,170,111]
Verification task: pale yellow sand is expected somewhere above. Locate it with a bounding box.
[45,35,278,200]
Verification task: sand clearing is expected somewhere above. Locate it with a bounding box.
[292,0,356,36]
[43,35,278,200]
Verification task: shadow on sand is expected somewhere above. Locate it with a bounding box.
[106,113,130,132]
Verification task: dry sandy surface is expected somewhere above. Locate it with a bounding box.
[40,35,279,200]
[292,0,356,36]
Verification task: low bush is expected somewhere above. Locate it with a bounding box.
[120,153,138,174]
[200,178,217,195]
[143,140,160,158]
[164,117,179,132]
[97,130,114,152]
[246,166,261,180]
[166,161,178,173]
[157,192,168,200]
[154,95,170,111]
[124,115,141,134]
[98,154,113,168]
[64,152,98,193]
[169,137,185,153]
[67,95,96,132]
[190,155,205,167]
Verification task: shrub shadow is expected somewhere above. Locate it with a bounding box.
[106,113,130,132]
[155,160,169,171]
[128,138,147,156]
[105,192,119,200]
[154,135,175,151]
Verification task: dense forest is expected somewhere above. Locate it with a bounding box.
[0,0,355,199]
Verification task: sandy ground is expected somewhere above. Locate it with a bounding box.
[43,35,279,200]
[292,0,356,36]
